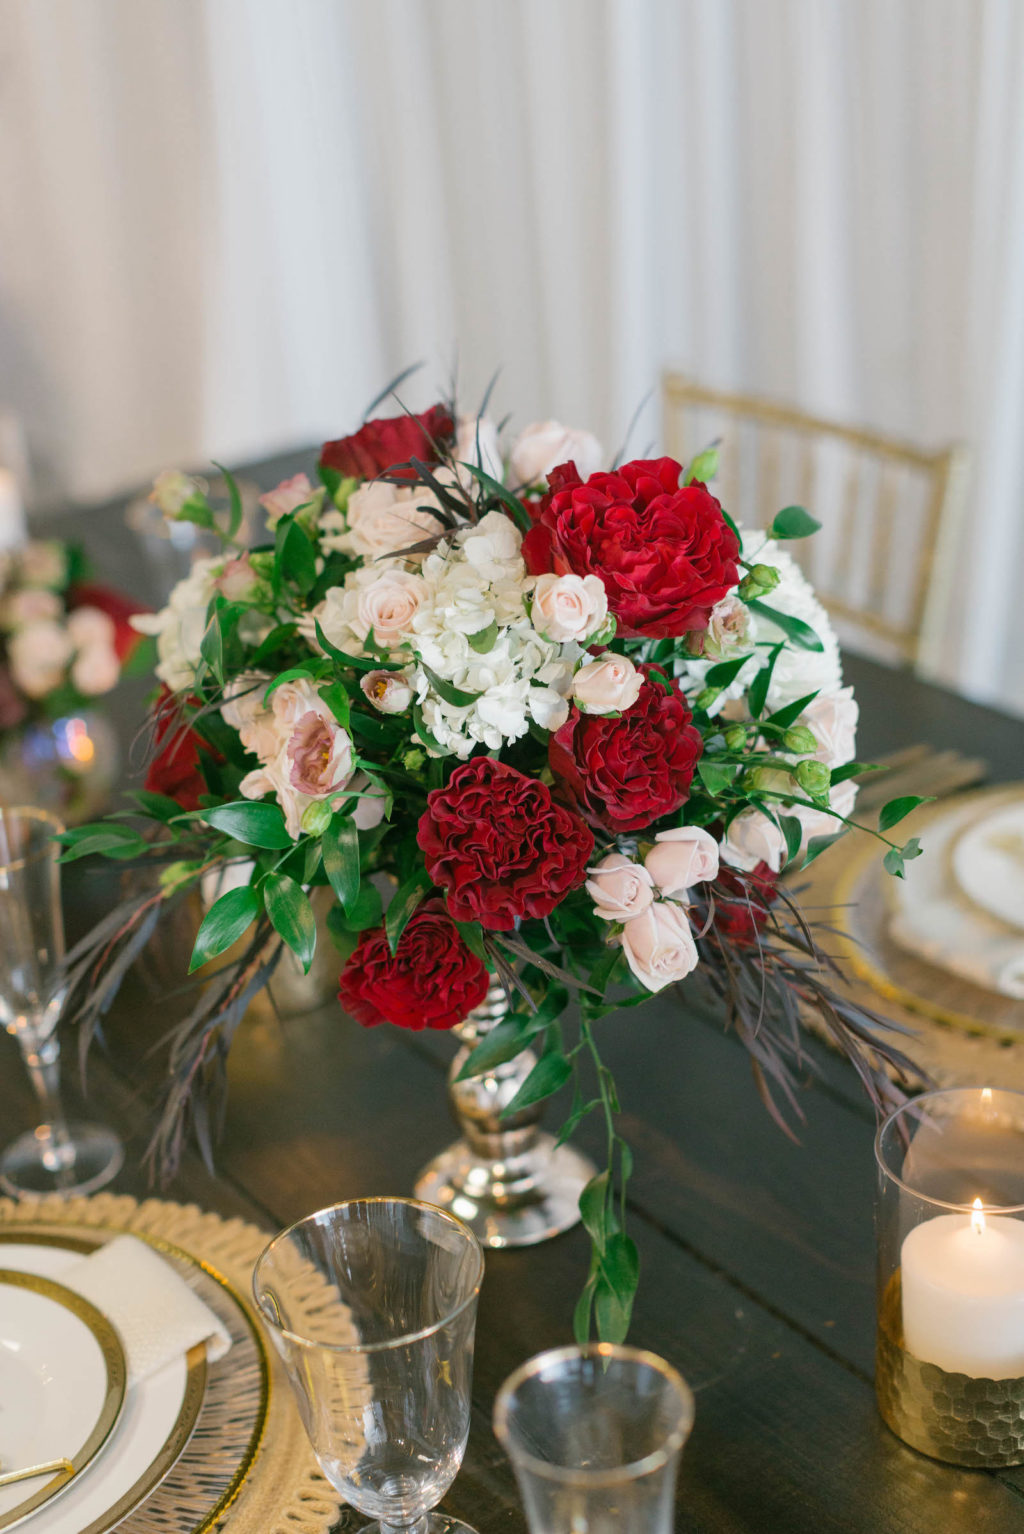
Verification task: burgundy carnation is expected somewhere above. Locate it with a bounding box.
[417,757,594,931]
[712,861,781,945]
[144,687,218,812]
[549,666,703,834]
[319,403,454,481]
[522,456,739,638]
[337,902,489,1031]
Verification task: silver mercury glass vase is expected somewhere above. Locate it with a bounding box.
[415,984,598,1247]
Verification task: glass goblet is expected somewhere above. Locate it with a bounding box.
[253,1197,484,1534]
[0,805,123,1195]
[493,1343,694,1534]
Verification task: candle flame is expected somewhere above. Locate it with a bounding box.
[981,1087,993,1104]
[972,1197,986,1235]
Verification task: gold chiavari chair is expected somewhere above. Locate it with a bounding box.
[662,374,969,675]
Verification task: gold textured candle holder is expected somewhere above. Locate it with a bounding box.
[874,1088,1024,1468]
[876,1272,1024,1467]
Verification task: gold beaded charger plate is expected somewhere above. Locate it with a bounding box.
[0,1195,346,1534]
[790,785,1024,1088]
[0,1269,127,1531]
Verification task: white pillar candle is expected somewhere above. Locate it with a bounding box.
[0,469,26,552]
[901,1201,1024,1378]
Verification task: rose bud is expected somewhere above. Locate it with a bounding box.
[361,669,413,714]
[695,686,720,711]
[738,563,781,601]
[795,759,831,797]
[783,724,818,754]
[644,827,720,898]
[585,853,655,923]
[724,723,748,750]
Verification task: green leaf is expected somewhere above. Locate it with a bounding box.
[275,516,317,595]
[202,801,292,849]
[385,868,432,955]
[263,872,316,972]
[325,907,362,961]
[769,505,821,540]
[412,700,447,756]
[321,815,360,911]
[902,835,923,861]
[211,460,244,539]
[467,621,500,653]
[130,790,185,823]
[456,1018,544,1080]
[703,654,752,689]
[318,681,351,730]
[263,665,314,700]
[313,619,402,673]
[595,1232,640,1343]
[57,825,146,862]
[884,846,905,879]
[327,880,383,933]
[573,1278,597,1347]
[459,463,532,532]
[420,662,478,709]
[767,690,820,732]
[749,642,784,718]
[779,814,803,866]
[200,609,225,686]
[685,446,719,485]
[830,760,883,786]
[249,622,299,666]
[878,795,933,833]
[452,919,488,964]
[189,885,260,972]
[803,831,844,867]
[502,1051,571,1117]
[747,599,825,652]
[579,1171,611,1251]
[696,759,741,797]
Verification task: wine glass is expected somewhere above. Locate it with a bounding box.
[493,1343,694,1534]
[253,1197,484,1534]
[0,805,123,1195]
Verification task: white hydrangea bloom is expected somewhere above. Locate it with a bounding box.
[407,512,576,756]
[130,556,225,692]
[680,533,842,715]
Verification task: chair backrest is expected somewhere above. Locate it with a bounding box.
[662,374,969,672]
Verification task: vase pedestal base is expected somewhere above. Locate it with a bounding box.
[415,1133,597,1249]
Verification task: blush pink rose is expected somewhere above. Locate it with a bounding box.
[570,656,644,715]
[620,901,699,992]
[800,686,858,768]
[585,852,655,923]
[644,826,720,897]
[721,808,788,874]
[509,421,603,486]
[259,472,318,526]
[531,573,608,644]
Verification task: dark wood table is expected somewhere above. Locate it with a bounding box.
[3,461,1024,1531]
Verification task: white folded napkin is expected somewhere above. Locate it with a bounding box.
[62,1235,231,1384]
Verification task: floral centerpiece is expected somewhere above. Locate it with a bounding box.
[64,386,925,1339]
[0,539,144,819]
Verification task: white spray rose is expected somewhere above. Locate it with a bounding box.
[644,827,720,898]
[586,853,655,922]
[721,808,788,875]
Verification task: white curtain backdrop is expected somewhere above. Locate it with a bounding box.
[1,0,1023,710]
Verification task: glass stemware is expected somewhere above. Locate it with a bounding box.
[493,1343,694,1534]
[253,1197,484,1534]
[0,805,123,1196]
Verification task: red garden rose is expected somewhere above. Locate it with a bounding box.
[144,688,217,811]
[712,861,780,945]
[549,666,703,834]
[337,902,489,1030]
[319,403,455,481]
[417,757,594,931]
[522,456,740,638]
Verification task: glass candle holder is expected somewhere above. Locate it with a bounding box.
[875,1086,1024,1466]
[493,1344,694,1534]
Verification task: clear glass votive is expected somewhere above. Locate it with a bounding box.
[875,1086,1024,1466]
[493,1343,694,1534]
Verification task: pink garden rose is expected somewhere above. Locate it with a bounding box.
[531,573,608,644]
[621,901,700,992]
[644,826,720,897]
[721,808,788,875]
[570,656,644,715]
[585,852,655,923]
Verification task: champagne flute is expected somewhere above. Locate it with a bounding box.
[253,1197,484,1533]
[0,805,123,1196]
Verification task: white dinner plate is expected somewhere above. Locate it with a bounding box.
[953,800,1024,934]
[0,1269,126,1531]
[0,1237,205,1534]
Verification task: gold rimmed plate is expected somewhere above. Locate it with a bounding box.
[0,1269,127,1532]
[0,1227,269,1534]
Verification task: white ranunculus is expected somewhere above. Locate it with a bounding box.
[8,619,74,698]
[130,556,224,693]
[721,808,788,874]
[620,902,700,992]
[509,420,603,486]
[530,573,608,644]
[320,480,447,562]
[455,414,504,486]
